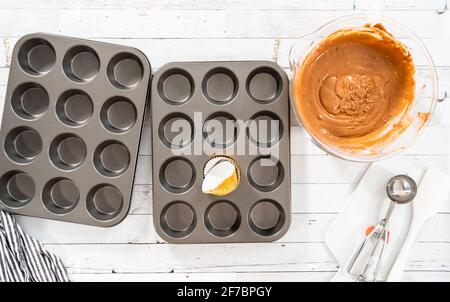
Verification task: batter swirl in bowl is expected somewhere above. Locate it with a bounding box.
[293,23,416,153]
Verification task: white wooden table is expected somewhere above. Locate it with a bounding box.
[1,0,449,282]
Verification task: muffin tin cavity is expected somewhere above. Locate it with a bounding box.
[160,157,195,194]
[203,112,238,149]
[42,178,79,214]
[161,201,197,238]
[158,113,194,149]
[151,61,290,243]
[249,199,285,236]
[11,83,49,120]
[56,90,93,126]
[157,69,194,105]
[248,111,283,148]
[49,134,86,171]
[100,97,137,133]
[5,127,42,163]
[0,33,151,226]
[202,67,238,104]
[63,45,100,83]
[94,141,130,177]
[205,200,240,237]
[248,156,284,192]
[246,67,283,103]
[18,38,56,75]
[87,184,123,221]
[0,171,35,208]
[107,53,144,89]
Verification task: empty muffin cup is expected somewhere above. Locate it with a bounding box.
[249,199,285,236]
[107,53,144,90]
[87,184,123,220]
[18,38,56,75]
[157,69,194,105]
[63,45,100,83]
[49,134,87,170]
[203,112,238,149]
[158,113,194,149]
[160,201,196,238]
[205,200,240,237]
[11,83,49,120]
[42,178,79,214]
[159,157,195,194]
[56,90,93,126]
[248,156,284,192]
[247,111,283,148]
[246,67,282,103]
[202,67,238,104]
[100,97,137,133]
[5,127,42,164]
[94,141,130,177]
[0,171,35,208]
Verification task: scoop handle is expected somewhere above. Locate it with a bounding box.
[386,217,427,281]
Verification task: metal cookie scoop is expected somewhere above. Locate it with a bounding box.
[347,175,417,281]
[387,175,417,204]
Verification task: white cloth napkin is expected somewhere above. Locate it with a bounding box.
[325,156,450,282]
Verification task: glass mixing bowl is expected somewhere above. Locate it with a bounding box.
[289,15,438,162]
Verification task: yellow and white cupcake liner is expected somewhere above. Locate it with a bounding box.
[202,156,241,196]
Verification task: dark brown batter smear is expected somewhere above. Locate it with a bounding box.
[293,23,416,153]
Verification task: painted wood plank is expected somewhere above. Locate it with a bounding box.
[1,38,450,72]
[355,0,447,11]
[0,9,449,39]
[17,214,332,244]
[281,154,368,184]
[16,212,450,244]
[47,243,338,274]
[289,126,450,156]
[427,101,450,127]
[129,185,152,214]
[0,0,355,10]
[134,155,152,185]
[69,271,336,282]
[0,67,7,83]
[42,242,450,273]
[69,271,450,282]
[1,0,444,12]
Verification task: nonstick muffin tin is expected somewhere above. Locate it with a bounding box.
[0,33,151,226]
[151,61,291,243]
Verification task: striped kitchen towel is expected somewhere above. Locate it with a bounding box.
[0,211,69,282]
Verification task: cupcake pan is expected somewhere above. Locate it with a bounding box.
[0,33,151,226]
[151,61,291,243]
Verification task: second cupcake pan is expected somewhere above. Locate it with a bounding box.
[150,61,291,243]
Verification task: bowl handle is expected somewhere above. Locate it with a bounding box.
[437,91,447,103]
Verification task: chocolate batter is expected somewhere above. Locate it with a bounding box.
[293,24,416,153]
